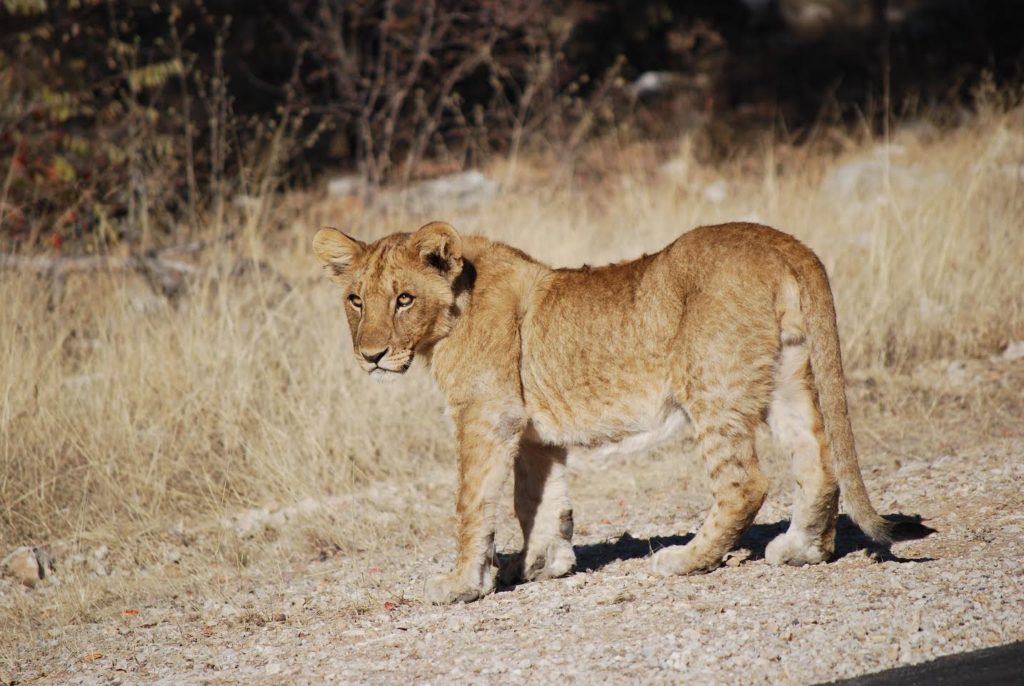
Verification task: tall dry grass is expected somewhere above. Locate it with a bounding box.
[2,101,1023,572]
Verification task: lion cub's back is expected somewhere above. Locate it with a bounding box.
[518,222,806,446]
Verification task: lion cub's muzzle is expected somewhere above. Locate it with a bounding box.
[356,346,415,381]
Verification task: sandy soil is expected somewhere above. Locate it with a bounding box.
[6,359,1024,685]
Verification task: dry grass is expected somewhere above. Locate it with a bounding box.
[2,102,1023,655]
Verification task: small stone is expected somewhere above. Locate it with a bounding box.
[998,340,1024,362]
[3,547,42,588]
[611,590,635,604]
[563,575,587,590]
[89,557,109,577]
[854,548,883,564]
[34,548,54,577]
[945,360,968,383]
[162,545,182,565]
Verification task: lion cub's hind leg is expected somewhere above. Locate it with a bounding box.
[651,309,778,576]
[651,422,768,576]
[765,341,840,566]
[500,442,576,585]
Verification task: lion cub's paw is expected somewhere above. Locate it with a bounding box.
[765,531,830,567]
[499,539,577,586]
[423,569,495,605]
[650,546,720,577]
[524,538,577,581]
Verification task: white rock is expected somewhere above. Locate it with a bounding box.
[822,147,948,200]
[233,194,263,212]
[703,180,728,204]
[626,71,686,98]
[401,170,497,212]
[998,340,1024,362]
[327,175,363,197]
[659,158,690,181]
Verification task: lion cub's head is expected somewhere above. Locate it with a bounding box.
[313,221,464,382]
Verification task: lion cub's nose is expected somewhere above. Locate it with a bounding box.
[361,348,388,365]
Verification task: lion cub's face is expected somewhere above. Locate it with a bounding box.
[314,222,463,382]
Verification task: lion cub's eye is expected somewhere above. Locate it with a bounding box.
[396,292,415,309]
[348,294,362,309]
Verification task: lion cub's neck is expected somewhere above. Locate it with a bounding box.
[428,237,549,392]
[459,236,550,319]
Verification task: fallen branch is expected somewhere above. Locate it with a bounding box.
[0,233,292,308]
[0,253,202,275]
[0,248,203,304]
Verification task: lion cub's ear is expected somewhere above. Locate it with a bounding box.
[410,221,462,277]
[313,227,365,280]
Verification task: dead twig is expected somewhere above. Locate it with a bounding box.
[0,247,203,305]
[0,231,291,309]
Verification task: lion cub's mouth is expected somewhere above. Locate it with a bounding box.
[364,353,414,382]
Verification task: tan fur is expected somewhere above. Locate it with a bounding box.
[314,221,916,604]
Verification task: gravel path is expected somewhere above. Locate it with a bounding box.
[13,430,1023,685]
[8,358,1024,684]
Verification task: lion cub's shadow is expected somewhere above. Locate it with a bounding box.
[496,515,933,590]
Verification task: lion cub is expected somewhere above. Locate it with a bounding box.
[314,221,932,604]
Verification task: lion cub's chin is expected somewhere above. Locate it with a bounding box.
[368,369,405,384]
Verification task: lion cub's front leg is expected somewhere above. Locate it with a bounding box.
[424,407,522,604]
[499,442,576,585]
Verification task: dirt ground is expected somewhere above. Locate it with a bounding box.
[5,356,1024,685]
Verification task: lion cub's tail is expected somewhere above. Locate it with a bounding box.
[796,252,934,545]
